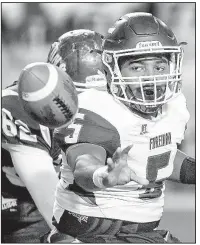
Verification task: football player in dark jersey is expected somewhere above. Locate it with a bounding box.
[48,13,195,243]
[2,29,107,243]
[1,64,76,243]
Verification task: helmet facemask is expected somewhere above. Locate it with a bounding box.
[103,45,183,115]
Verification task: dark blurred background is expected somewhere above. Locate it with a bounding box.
[1,3,195,242]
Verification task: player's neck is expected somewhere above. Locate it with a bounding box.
[129,107,161,120]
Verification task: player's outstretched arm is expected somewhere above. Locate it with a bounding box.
[168,149,195,184]
[6,145,59,229]
[70,144,149,192]
[101,145,149,187]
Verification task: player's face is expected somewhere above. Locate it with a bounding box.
[120,56,170,103]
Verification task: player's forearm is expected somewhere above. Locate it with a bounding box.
[10,148,59,229]
[27,169,58,229]
[74,155,105,192]
[168,149,195,184]
[66,143,108,192]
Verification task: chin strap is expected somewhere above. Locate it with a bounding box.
[130,103,161,116]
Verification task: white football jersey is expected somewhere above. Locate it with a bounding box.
[54,89,190,223]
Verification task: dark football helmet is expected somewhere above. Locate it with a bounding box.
[102,12,184,114]
[47,29,107,92]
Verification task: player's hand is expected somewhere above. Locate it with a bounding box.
[103,145,149,187]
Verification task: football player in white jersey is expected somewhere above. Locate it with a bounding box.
[2,82,59,243]
[50,13,195,243]
[1,64,78,242]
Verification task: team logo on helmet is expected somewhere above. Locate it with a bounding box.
[104,53,113,63]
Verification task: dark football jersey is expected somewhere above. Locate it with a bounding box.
[54,108,121,158]
[2,87,61,201]
[2,89,51,152]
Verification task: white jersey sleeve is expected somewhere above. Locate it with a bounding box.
[166,93,190,144]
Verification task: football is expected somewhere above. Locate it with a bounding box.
[18,62,78,129]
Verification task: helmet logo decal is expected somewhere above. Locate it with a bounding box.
[85,70,107,86]
[111,85,119,94]
[85,75,106,86]
[136,41,162,49]
[105,53,112,63]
